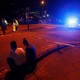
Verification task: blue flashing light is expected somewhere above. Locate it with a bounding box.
[66,17,78,28]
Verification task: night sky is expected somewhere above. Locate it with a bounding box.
[0,0,80,19]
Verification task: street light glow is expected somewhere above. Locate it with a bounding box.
[41,1,45,5]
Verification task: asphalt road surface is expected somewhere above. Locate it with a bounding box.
[0,24,80,80]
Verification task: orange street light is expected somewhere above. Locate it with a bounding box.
[41,1,45,5]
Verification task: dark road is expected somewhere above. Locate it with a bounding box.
[0,24,80,80]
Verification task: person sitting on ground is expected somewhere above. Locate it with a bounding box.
[5,41,26,80]
[23,38,37,73]
[9,41,26,68]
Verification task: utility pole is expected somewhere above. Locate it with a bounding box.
[25,7,30,30]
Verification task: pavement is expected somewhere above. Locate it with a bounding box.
[0,24,80,80]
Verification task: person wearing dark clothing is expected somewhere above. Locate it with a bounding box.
[23,38,37,73]
[3,18,8,30]
[0,19,6,34]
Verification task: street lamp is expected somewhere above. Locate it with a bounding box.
[41,0,45,5]
[41,0,45,16]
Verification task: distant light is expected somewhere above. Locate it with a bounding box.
[43,15,46,17]
[41,1,45,5]
[66,17,78,27]
[47,14,49,17]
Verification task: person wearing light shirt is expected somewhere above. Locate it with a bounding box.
[12,19,19,31]
[9,47,26,66]
[5,41,27,80]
